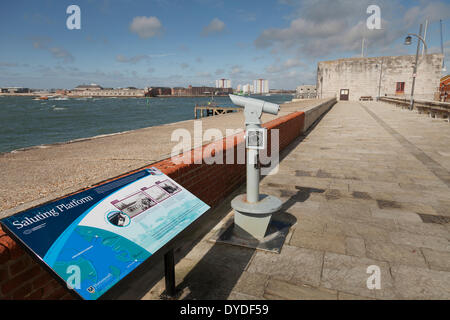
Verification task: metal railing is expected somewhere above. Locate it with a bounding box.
[379,96,449,122]
[295,92,317,99]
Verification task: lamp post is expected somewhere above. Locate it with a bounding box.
[377,59,383,101]
[404,24,428,111]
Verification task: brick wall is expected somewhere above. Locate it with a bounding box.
[0,102,332,300]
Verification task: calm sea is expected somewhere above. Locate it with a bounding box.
[0,94,293,153]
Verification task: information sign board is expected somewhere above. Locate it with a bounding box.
[1,167,210,300]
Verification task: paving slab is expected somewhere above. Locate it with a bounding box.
[390,265,450,299]
[365,241,427,268]
[246,245,324,287]
[421,248,450,272]
[345,237,366,258]
[321,252,398,299]
[263,279,337,300]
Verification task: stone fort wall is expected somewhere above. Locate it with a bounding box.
[317,54,443,101]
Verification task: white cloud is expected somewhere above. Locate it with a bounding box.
[202,18,225,36]
[129,16,163,39]
[30,37,74,63]
[196,71,211,78]
[255,0,450,58]
[230,65,242,75]
[0,62,19,67]
[266,58,303,73]
[48,47,74,63]
[116,54,150,64]
[283,58,303,68]
[116,53,173,64]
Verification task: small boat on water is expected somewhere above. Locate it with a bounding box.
[33,96,49,100]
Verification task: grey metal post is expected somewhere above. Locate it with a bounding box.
[246,124,260,203]
[422,19,428,57]
[377,59,383,100]
[410,24,423,111]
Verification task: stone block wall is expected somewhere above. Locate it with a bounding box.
[317,54,443,101]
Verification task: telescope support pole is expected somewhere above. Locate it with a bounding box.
[246,124,260,203]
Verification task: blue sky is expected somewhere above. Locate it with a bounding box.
[0,0,449,89]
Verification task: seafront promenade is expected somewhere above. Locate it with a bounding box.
[138,100,449,300]
[1,99,449,300]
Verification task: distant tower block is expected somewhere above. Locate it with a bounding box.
[253,79,269,94]
[216,79,231,89]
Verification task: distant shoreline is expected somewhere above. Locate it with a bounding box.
[0,93,293,98]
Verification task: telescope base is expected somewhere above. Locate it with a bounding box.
[211,218,290,254]
[231,194,282,240]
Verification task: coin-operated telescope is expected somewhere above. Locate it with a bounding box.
[229,95,280,125]
[229,94,282,239]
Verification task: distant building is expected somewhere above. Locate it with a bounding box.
[55,89,69,95]
[296,85,317,99]
[317,54,444,101]
[241,84,253,94]
[1,87,30,93]
[73,84,103,92]
[253,79,269,94]
[216,79,231,89]
[172,85,232,96]
[171,87,187,96]
[146,87,172,97]
[69,84,145,97]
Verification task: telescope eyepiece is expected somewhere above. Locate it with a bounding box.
[229,94,280,116]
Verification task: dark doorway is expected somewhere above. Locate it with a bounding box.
[396,82,405,95]
[340,89,349,101]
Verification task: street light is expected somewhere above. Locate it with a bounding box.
[404,24,428,110]
[405,33,428,54]
[404,36,412,45]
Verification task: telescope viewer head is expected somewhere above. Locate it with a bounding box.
[229,94,280,116]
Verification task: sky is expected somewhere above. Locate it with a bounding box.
[0,0,449,90]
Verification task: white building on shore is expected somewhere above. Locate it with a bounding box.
[253,79,269,94]
[242,83,254,94]
[216,79,231,89]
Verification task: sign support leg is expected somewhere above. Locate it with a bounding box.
[164,249,176,297]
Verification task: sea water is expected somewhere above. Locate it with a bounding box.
[0,94,293,153]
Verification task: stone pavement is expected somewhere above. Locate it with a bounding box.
[142,100,450,300]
